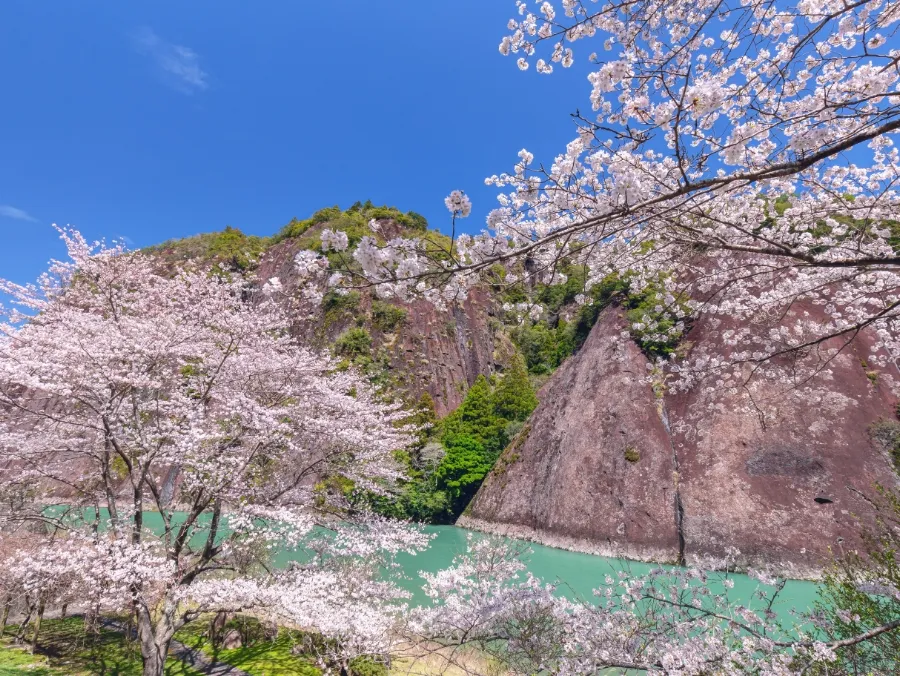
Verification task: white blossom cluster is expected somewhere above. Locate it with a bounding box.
[408,535,856,674]
[444,189,472,218]
[0,227,423,670]
[347,0,900,398]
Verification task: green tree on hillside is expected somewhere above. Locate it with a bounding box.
[434,433,493,513]
[366,360,539,523]
[442,375,506,456]
[493,353,538,423]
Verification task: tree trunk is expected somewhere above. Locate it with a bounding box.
[136,600,176,676]
[30,597,45,654]
[0,594,11,636]
[84,600,99,636]
[138,629,172,676]
[60,603,67,620]
[140,649,166,676]
[15,595,33,642]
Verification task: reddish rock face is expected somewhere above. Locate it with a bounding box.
[669,308,900,576]
[464,304,900,575]
[255,236,501,416]
[462,307,683,563]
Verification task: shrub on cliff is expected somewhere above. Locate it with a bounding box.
[274,202,428,245]
[510,272,691,375]
[371,301,408,332]
[333,327,372,360]
[148,226,268,272]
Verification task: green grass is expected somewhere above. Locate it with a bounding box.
[0,643,66,675]
[3,615,384,676]
[0,618,203,676]
[175,620,321,676]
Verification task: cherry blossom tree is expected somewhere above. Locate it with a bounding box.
[0,227,427,676]
[408,534,900,675]
[335,0,900,394]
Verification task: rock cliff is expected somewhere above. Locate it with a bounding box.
[461,305,900,576]
[150,219,900,573]
[151,219,506,416]
[254,234,503,416]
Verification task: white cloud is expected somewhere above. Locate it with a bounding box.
[134,27,209,94]
[0,205,37,222]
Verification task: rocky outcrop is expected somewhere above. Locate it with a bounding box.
[669,307,900,576]
[255,235,502,416]
[461,307,683,563]
[462,305,900,576]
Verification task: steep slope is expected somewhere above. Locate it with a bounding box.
[460,307,682,562]
[150,212,508,416]
[255,233,502,415]
[669,306,900,575]
[462,305,900,576]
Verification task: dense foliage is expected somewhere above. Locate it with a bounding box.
[0,229,426,676]
[365,357,539,523]
[148,226,268,272]
[274,201,428,246]
[502,270,691,375]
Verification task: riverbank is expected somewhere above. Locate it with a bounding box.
[456,515,825,581]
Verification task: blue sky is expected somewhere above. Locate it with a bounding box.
[0,1,593,284]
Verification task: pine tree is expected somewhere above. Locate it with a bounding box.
[458,375,496,430]
[493,353,538,423]
[442,375,506,455]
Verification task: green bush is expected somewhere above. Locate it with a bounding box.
[148,226,268,272]
[322,290,361,314]
[371,300,408,332]
[348,656,389,676]
[510,271,690,375]
[321,290,362,328]
[274,205,343,242]
[205,226,267,271]
[333,327,372,360]
[404,211,429,231]
[276,201,429,245]
[512,321,573,374]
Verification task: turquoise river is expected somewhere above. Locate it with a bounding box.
[58,509,823,624]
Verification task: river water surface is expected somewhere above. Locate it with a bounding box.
[61,509,822,624]
[286,524,819,621]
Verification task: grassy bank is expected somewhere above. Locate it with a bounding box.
[0,617,202,675]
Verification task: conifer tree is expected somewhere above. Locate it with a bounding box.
[492,353,538,423]
[443,375,505,455]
